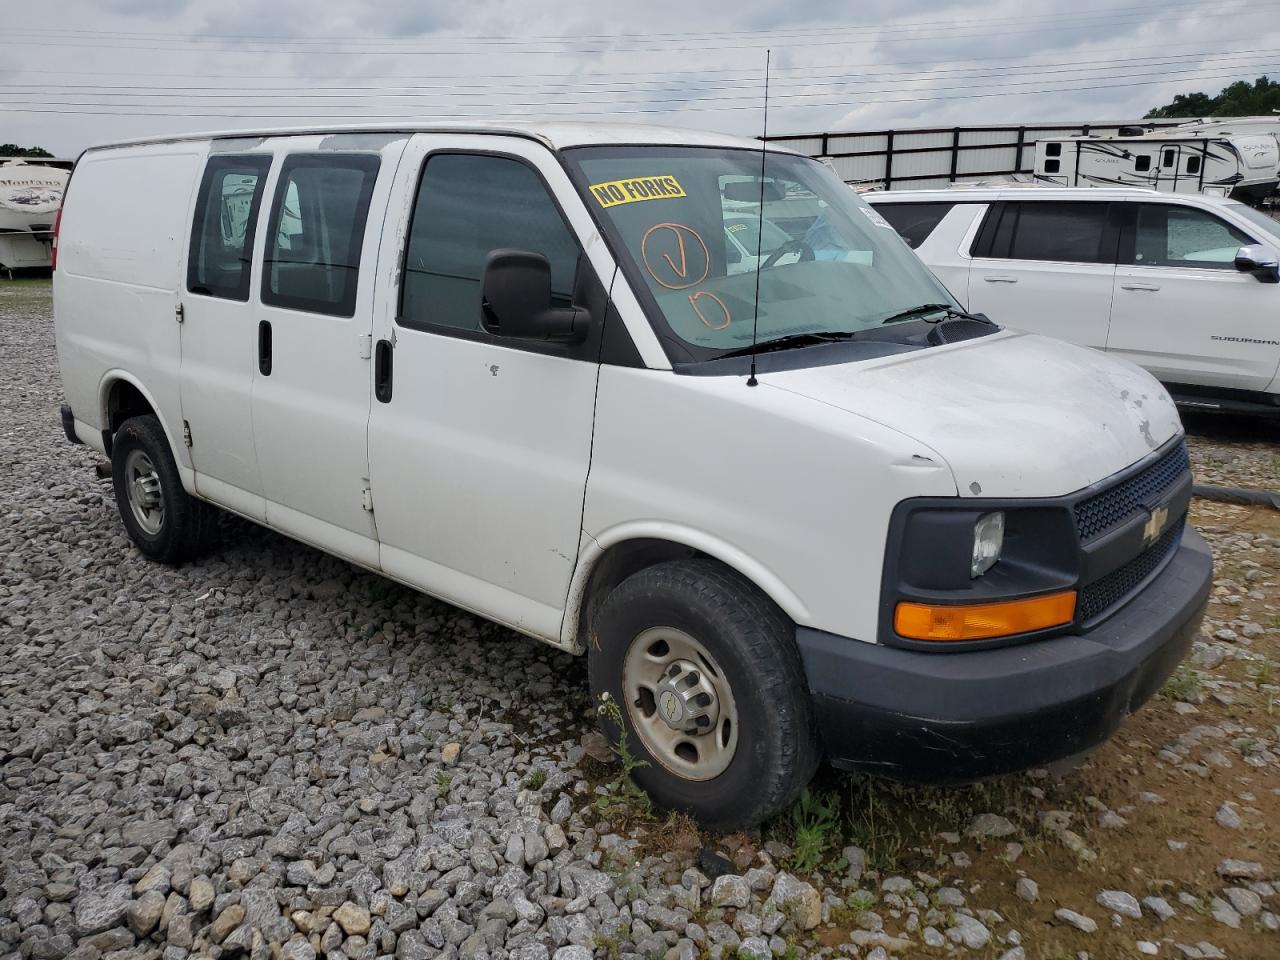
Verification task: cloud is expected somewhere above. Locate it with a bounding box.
[4,0,1278,156]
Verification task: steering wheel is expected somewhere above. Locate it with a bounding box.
[762,239,816,269]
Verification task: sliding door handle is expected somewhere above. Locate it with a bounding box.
[374,339,394,403]
[982,275,1018,283]
[1120,282,1160,292]
[257,320,272,376]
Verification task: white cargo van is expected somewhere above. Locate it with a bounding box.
[55,123,1211,829]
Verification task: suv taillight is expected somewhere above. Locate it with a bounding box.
[52,207,62,270]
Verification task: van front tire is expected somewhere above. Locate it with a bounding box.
[111,415,212,564]
[587,559,821,831]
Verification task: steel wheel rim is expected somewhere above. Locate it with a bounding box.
[622,626,739,781]
[124,449,164,536]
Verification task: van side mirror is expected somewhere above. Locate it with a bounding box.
[481,249,588,342]
[1234,244,1280,283]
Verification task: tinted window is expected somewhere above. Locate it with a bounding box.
[1128,204,1251,269]
[874,202,956,249]
[188,155,271,301]
[261,154,380,318]
[1162,149,1176,169]
[400,153,579,332]
[982,201,1111,264]
[1186,155,1202,175]
[1135,155,1151,172]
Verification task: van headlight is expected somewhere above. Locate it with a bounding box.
[971,511,1004,578]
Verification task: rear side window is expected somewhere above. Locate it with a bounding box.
[873,202,956,249]
[188,155,272,301]
[1127,204,1251,269]
[261,154,380,318]
[399,153,580,333]
[977,201,1112,264]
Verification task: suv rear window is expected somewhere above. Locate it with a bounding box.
[974,201,1112,264]
[873,202,955,249]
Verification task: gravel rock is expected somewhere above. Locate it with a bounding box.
[75,885,132,936]
[1217,859,1265,880]
[1097,890,1142,920]
[280,934,317,960]
[1016,878,1039,903]
[711,875,751,909]
[946,914,991,949]
[967,814,1017,838]
[1214,803,1243,829]
[1055,908,1098,933]
[767,873,821,930]
[1142,896,1177,921]
[1210,898,1242,928]
[334,902,372,936]
[1223,887,1262,916]
[127,890,166,937]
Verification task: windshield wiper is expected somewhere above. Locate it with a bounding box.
[880,303,988,325]
[716,330,863,359]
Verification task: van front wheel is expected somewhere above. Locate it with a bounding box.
[111,415,211,564]
[587,559,821,831]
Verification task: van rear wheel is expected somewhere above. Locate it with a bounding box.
[111,415,212,564]
[587,559,821,831]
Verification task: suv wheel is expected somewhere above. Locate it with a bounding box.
[588,559,821,831]
[111,415,212,564]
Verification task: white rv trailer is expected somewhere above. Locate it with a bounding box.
[0,159,71,272]
[1033,117,1280,202]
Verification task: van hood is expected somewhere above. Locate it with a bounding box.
[765,330,1182,498]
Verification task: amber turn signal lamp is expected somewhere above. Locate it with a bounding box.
[894,590,1077,642]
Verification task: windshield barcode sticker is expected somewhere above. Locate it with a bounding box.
[590,176,686,208]
[861,206,894,229]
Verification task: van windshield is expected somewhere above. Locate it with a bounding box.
[564,146,956,362]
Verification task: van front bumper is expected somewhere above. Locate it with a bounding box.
[796,527,1212,781]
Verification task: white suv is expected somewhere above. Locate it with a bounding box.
[866,186,1280,416]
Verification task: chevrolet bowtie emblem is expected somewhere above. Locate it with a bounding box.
[1143,505,1169,545]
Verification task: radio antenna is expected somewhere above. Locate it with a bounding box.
[746,48,771,388]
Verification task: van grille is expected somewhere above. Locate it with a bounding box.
[1078,518,1184,623]
[1073,442,1190,542]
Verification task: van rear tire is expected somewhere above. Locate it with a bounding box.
[111,415,212,564]
[587,559,821,831]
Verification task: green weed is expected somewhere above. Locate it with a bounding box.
[593,693,653,820]
[1160,663,1202,702]
[788,788,839,873]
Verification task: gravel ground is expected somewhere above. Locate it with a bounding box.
[2,278,1279,960]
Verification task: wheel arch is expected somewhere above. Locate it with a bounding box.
[561,524,810,654]
[97,371,177,459]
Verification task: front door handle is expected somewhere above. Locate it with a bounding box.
[982,275,1018,283]
[258,320,272,376]
[374,339,393,403]
[1121,282,1161,292]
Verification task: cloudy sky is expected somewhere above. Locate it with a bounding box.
[4,0,1280,156]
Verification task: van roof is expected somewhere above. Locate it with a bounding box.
[83,121,798,156]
